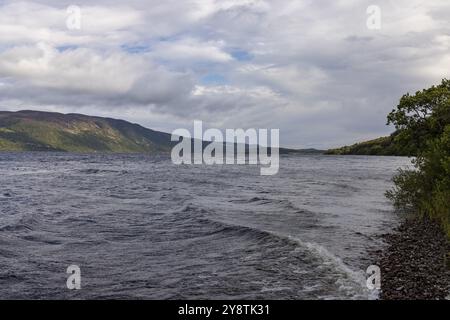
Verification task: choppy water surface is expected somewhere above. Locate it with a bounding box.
[0,153,411,299]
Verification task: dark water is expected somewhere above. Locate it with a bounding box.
[0,152,411,299]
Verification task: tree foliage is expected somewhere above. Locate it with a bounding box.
[386,79,450,237]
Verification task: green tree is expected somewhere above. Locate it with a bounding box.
[386,79,450,237]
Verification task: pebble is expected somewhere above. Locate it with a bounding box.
[375,217,450,300]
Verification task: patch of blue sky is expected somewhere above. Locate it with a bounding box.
[56,45,79,52]
[200,74,228,85]
[230,49,253,61]
[121,44,151,54]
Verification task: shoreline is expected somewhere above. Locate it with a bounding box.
[376,217,450,300]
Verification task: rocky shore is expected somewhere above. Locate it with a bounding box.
[377,217,449,300]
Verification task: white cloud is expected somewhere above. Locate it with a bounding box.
[151,38,233,63]
[0,0,449,148]
[0,2,143,46]
[0,42,194,107]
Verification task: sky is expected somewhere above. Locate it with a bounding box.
[0,0,449,148]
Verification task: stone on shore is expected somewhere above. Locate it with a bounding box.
[377,217,450,300]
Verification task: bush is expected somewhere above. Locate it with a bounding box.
[386,80,450,238]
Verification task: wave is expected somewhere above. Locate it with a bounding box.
[191,213,372,298]
[79,168,127,175]
[286,236,376,299]
[229,196,318,216]
[0,215,39,232]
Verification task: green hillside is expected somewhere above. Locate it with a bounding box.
[0,110,325,154]
[326,132,415,156]
[0,110,172,153]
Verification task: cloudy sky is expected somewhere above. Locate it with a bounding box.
[0,0,449,148]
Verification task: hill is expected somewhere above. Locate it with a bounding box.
[325,132,415,156]
[0,110,172,153]
[0,110,322,154]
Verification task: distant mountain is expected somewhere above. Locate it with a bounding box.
[0,110,322,154]
[0,110,173,152]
